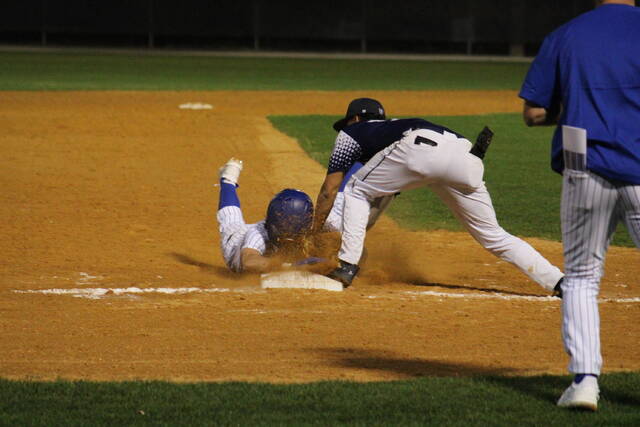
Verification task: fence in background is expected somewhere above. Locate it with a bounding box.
[0,0,610,56]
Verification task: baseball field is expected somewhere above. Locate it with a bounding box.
[1,49,639,424]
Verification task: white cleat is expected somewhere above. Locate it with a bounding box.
[557,376,599,411]
[219,158,243,185]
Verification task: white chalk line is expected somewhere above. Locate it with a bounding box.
[12,287,640,303]
[399,290,640,303]
[13,287,257,300]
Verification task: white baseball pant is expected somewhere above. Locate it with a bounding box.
[560,126,640,375]
[339,128,564,291]
[324,191,394,233]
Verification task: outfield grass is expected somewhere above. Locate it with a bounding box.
[269,113,635,247]
[1,374,639,425]
[0,51,530,91]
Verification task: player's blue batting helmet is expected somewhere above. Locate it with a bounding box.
[265,189,314,244]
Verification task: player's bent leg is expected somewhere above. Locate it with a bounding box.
[324,191,395,233]
[323,191,345,233]
[337,140,420,263]
[338,190,371,265]
[429,183,564,291]
[367,194,395,230]
[324,163,370,233]
[330,143,425,286]
[328,189,371,287]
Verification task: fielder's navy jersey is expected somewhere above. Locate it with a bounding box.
[328,118,465,173]
[519,4,640,184]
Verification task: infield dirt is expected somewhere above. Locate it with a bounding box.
[1,90,638,382]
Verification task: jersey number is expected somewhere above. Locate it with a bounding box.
[414,136,438,146]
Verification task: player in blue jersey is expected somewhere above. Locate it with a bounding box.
[312,98,564,294]
[216,158,313,272]
[520,0,640,411]
[216,158,376,272]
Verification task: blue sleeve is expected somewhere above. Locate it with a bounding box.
[519,34,560,109]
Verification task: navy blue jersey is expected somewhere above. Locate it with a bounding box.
[327,118,465,173]
[519,4,640,184]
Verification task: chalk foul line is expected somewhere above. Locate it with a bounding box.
[13,287,244,299]
[398,290,640,303]
[11,287,640,303]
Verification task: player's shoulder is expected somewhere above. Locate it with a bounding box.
[551,5,636,39]
[544,5,640,56]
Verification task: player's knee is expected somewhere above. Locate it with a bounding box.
[563,263,604,286]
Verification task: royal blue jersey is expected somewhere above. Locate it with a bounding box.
[519,4,640,184]
[327,118,464,173]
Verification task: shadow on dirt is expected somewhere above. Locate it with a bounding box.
[315,348,519,377]
[168,252,231,275]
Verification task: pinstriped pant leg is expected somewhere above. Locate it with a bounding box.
[619,184,640,248]
[561,170,620,375]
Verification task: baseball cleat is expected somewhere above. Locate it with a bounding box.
[219,158,243,185]
[327,260,359,288]
[552,277,564,298]
[557,375,599,411]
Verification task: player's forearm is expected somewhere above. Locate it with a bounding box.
[313,186,338,233]
[523,100,561,127]
[312,171,344,233]
[241,249,271,273]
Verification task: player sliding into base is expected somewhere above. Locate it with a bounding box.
[216,158,313,273]
[313,97,564,294]
[216,157,389,273]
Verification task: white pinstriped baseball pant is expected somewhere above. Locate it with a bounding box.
[338,128,564,291]
[560,169,640,375]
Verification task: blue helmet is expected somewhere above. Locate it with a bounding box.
[265,189,314,244]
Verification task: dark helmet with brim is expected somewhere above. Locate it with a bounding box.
[265,189,314,245]
[333,98,386,131]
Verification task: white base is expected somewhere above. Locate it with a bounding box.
[260,271,343,292]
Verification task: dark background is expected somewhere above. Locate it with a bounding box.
[1,0,636,56]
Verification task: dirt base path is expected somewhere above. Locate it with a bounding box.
[1,91,638,382]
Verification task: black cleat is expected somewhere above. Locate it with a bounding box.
[553,277,564,298]
[327,260,360,288]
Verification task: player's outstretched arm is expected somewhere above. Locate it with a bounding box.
[240,248,272,273]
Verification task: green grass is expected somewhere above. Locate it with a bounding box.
[0,51,530,91]
[1,374,638,425]
[269,113,635,247]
